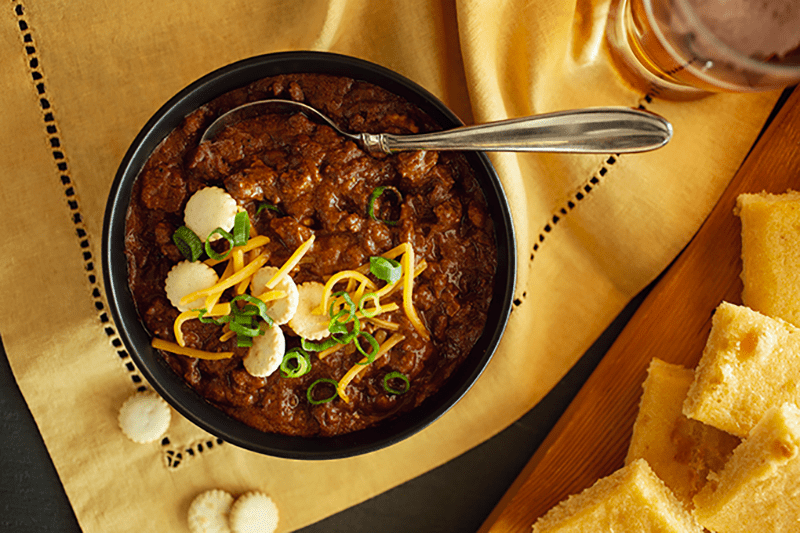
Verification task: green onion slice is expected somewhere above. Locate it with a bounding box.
[367,186,402,226]
[236,335,253,348]
[196,309,229,326]
[280,348,311,378]
[355,331,379,364]
[229,319,262,338]
[204,227,235,261]
[358,293,381,318]
[328,312,350,334]
[172,226,203,262]
[257,202,283,216]
[307,378,339,405]
[230,294,273,326]
[370,256,402,285]
[328,291,355,321]
[232,210,250,247]
[330,314,360,345]
[382,371,410,394]
[301,337,339,352]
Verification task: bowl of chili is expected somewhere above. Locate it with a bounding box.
[103,51,516,459]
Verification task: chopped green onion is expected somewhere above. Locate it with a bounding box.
[328,291,355,320]
[257,202,283,215]
[232,210,250,247]
[236,335,253,348]
[280,348,311,378]
[228,319,262,338]
[382,371,410,394]
[301,337,339,352]
[330,314,360,345]
[196,309,229,326]
[204,227,234,261]
[370,256,402,284]
[328,312,351,334]
[358,293,380,318]
[307,378,339,405]
[172,226,203,262]
[355,331,379,364]
[230,294,274,326]
[367,186,402,226]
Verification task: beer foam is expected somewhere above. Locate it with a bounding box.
[689,0,800,58]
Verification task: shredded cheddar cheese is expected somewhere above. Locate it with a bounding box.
[173,303,232,346]
[252,289,287,303]
[174,288,289,346]
[337,333,405,402]
[204,235,270,267]
[401,245,429,340]
[152,338,234,360]
[179,252,269,308]
[316,302,401,360]
[318,270,377,315]
[264,235,315,290]
[364,316,400,331]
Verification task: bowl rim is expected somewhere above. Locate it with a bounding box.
[102,50,516,460]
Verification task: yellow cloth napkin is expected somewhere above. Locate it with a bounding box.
[0,0,780,531]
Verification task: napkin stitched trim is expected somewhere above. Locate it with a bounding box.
[161,436,227,470]
[523,91,655,306]
[521,154,618,311]
[529,156,616,262]
[11,0,147,393]
[12,0,227,471]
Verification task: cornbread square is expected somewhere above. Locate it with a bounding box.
[531,459,702,532]
[693,403,800,532]
[683,301,800,437]
[626,358,740,506]
[736,191,800,328]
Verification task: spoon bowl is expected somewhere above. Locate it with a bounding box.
[200,98,673,154]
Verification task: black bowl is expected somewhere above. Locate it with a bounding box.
[102,51,516,460]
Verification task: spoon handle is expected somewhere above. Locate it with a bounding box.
[365,107,672,154]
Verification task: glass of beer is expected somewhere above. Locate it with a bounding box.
[606,0,800,99]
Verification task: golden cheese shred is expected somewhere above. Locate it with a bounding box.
[204,260,234,310]
[401,245,429,340]
[316,303,401,360]
[175,289,286,346]
[152,338,234,360]
[364,316,400,332]
[204,235,270,267]
[264,235,315,290]
[337,333,406,403]
[173,303,233,346]
[179,252,269,308]
[232,248,250,294]
[318,270,378,316]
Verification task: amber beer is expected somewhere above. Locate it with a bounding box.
[606,0,800,98]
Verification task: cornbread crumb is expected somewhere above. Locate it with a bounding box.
[531,459,702,532]
[683,302,800,437]
[626,358,740,506]
[693,403,800,532]
[736,190,800,328]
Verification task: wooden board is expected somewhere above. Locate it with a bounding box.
[478,85,800,532]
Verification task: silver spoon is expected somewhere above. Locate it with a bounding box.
[200,98,672,154]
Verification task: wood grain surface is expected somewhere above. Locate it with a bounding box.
[478,86,800,532]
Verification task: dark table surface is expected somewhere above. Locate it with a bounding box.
[0,285,649,533]
[3,86,793,533]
